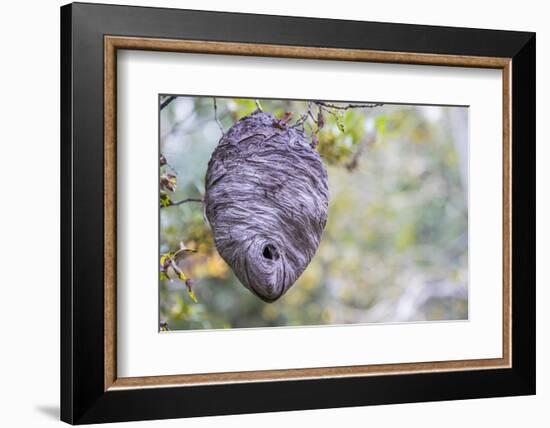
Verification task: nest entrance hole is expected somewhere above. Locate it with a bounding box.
[262,244,279,261]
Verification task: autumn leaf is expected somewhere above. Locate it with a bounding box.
[311,133,319,149]
[160,173,177,192]
[272,112,293,129]
[317,109,325,130]
[177,270,187,281]
[280,112,293,125]
[336,113,345,132]
[185,278,198,303]
[187,289,198,303]
[160,322,170,332]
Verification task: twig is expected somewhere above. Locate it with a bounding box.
[213,98,225,134]
[162,111,231,140]
[172,197,204,206]
[160,95,177,110]
[317,105,340,121]
[255,99,264,112]
[172,243,198,260]
[314,101,383,110]
[159,153,179,176]
[293,101,313,128]
[160,197,204,208]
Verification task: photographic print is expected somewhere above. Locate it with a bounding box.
[62,7,534,421]
[159,95,468,331]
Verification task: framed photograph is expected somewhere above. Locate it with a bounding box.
[60,2,535,424]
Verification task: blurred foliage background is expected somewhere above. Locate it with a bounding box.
[159,96,468,331]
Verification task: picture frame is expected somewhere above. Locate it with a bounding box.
[60,2,535,424]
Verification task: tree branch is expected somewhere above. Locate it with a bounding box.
[160,197,204,209]
[293,101,314,128]
[160,95,177,110]
[314,101,383,110]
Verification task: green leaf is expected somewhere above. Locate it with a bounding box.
[375,116,387,135]
[160,192,172,207]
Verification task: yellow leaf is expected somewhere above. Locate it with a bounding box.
[187,289,198,303]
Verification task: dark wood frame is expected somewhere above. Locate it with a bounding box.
[61,2,536,424]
